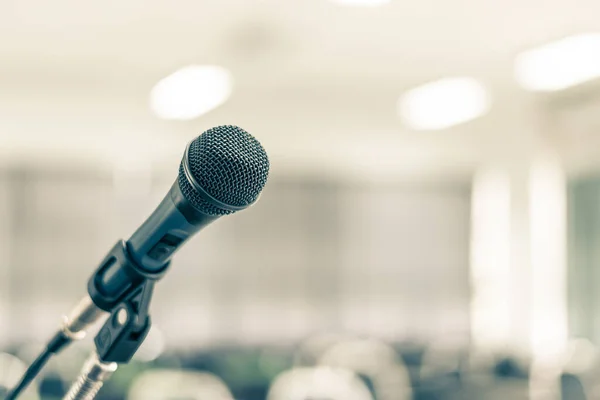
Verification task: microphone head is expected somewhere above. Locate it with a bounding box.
[178,125,270,216]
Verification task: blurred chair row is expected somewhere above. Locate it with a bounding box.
[1,336,599,400]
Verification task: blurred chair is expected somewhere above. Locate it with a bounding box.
[418,341,483,400]
[38,371,66,399]
[485,354,530,400]
[419,342,529,400]
[177,346,290,400]
[267,366,373,400]
[558,339,600,400]
[318,338,412,400]
[0,352,40,400]
[294,333,349,367]
[127,369,234,400]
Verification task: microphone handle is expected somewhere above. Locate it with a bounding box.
[63,352,117,400]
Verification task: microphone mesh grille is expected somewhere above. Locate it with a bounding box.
[178,125,270,216]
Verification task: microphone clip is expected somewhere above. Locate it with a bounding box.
[93,279,155,364]
[88,240,170,312]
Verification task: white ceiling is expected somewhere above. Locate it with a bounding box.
[1,0,600,178]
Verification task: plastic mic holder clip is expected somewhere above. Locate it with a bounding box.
[94,279,154,363]
[88,240,169,312]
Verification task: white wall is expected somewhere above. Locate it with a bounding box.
[0,167,471,348]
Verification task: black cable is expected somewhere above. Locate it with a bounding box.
[4,331,72,400]
[4,349,52,400]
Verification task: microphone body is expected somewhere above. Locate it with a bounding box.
[64,124,269,333]
[92,180,217,306]
[127,180,217,271]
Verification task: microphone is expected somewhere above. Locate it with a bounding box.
[67,124,270,333]
[5,125,270,400]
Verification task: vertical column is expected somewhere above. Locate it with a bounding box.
[469,161,533,352]
[529,153,568,359]
[0,171,10,347]
[508,161,533,354]
[469,167,512,350]
[527,152,567,400]
[470,153,568,400]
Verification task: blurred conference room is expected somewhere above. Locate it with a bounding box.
[2,0,600,399]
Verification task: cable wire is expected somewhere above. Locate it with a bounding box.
[4,331,71,400]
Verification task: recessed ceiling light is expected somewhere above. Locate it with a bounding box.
[515,33,600,92]
[150,65,233,120]
[398,77,490,131]
[330,0,391,6]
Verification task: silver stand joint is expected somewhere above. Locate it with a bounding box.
[62,352,117,400]
[61,296,108,340]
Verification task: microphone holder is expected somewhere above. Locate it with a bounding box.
[63,279,155,400]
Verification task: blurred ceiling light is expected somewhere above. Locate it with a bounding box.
[330,0,391,6]
[470,168,511,350]
[515,33,600,91]
[150,65,233,120]
[398,77,490,130]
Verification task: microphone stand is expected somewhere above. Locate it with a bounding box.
[62,280,155,400]
[5,241,169,400]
